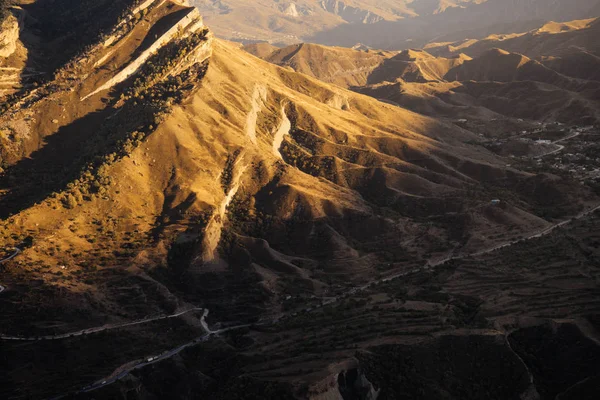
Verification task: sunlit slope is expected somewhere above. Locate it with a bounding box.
[255,42,391,88]
[3,32,592,338]
[426,17,600,59]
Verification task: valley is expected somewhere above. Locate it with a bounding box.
[1,1,600,399]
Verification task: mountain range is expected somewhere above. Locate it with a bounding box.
[193,0,600,47]
[1,1,600,399]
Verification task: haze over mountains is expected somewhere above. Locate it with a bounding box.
[245,15,600,127]
[1,0,600,399]
[193,0,600,47]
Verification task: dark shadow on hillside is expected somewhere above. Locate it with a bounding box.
[132,7,193,59]
[366,54,420,85]
[0,107,114,218]
[19,0,135,74]
[1,0,137,111]
[150,192,199,243]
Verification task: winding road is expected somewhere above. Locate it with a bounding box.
[0,199,593,398]
[46,201,600,398]
[334,201,600,298]
[49,308,254,399]
[534,131,580,159]
[1,307,205,341]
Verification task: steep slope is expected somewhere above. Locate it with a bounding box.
[254,42,391,87]
[367,48,471,83]
[0,4,27,99]
[242,42,280,59]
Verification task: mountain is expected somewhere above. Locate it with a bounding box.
[366,48,471,83]
[358,49,600,125]
[189,0,600,48]
[370,19,600,125]
[251,19,600,126]
[425,17,600,81]
[425,17,600,59]
[2,1,600,399]
[191,0,412,45]
[242,42,280,59]
[309,0,600,49]
[245,42,394,88]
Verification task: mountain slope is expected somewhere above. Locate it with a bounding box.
[425,16,600,82]
[367,48,471,83]
[425,17,600,59]
[248,42,392,87]
[254,31,600,125]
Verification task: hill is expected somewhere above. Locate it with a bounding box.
[254,34,600,125]
[425,16,600,82]
[426,17,600,59]
[247,42,392,87]
[242,42,280,59]
[367,48,471,83]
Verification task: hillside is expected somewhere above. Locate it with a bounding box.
[1,1,600,399]
[253,28,600,126]
[425,17,600,59]
[246,42,392,88]
[367,49,471,84]
[424,16,600,82]
[242,42,280,59]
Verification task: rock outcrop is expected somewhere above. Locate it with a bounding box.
[0,10,20,58]
[319,0,384,24]
[83,6,209,100]
[310,362,380,400]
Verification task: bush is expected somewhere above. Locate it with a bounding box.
[0,1,11,19]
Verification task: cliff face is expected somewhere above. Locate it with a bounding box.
[0,11,19,58]
[319,0,384,24]
[310,364,381,400]
[82,7,210,100]
[0,0,212,164]
[0,6,25,99]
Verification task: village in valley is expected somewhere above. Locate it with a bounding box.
[457,118,600,193]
